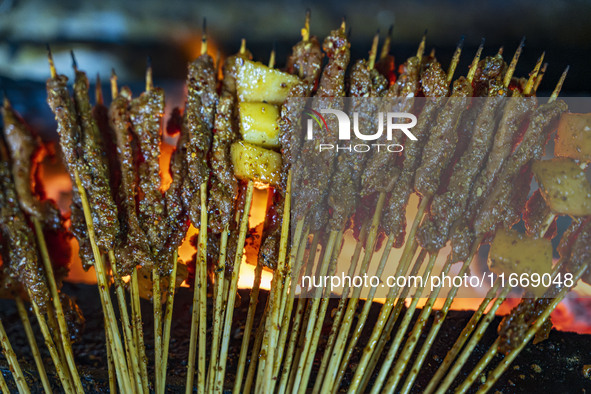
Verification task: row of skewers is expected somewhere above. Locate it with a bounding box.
[1,10,590,393]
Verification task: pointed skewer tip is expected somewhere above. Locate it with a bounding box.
[70,50,78,71]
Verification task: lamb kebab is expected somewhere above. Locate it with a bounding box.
[385,49,556,394]
[176,32,218,393]
[341,52,461,394]
[318,38,429,393]
[47,51,133,394]
[426,72,569,394]
[279,21,351,394]
[379,46,538,394]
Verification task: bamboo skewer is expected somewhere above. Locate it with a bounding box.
[130,269,150,391]
[312,221,369,392]
[208,224,229,391]
[214,180,255,393]
[73,170,132,394]
[0,318,29,393]
[30,299,75,393]
[320,192,389,392]
[161,250,179,392]
[422,275,502,394]
[243,304,269,394]
[260,175,293,394]
[197,183,209,393]
[330,197,428,393]
[0,358,10,394]
[31,217,83,392]
[473,265,588,393]
[298,231,345,394]
[185,182,209,393]
[105,319,117,394]
[15,298,51,394]
[109,252,143,393]
[276,227,313,394]
[289,229,340,392]
[371,253,438,394]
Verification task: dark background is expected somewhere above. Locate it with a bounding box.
[1,0,590,137]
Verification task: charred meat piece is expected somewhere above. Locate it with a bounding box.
[208,92,239,233]
[361,55,420,197]
[327,59,386,230]
[179,54,217,233]
[414,76,473,198]
[523,189,557,239]
[0,140,49,312]
[474,100,567,236]
[419,79,508,252]
[129,86,167,255]
[72,69,119,252]
[108,88,152,274]
[382,61,448,242]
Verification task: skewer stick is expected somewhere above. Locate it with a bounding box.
[30,299,76,393]
[523,52,545,96]
[333,197,428,393]
[319,192,388,392]
[15,298,51,394]
[417,30,427,62]
[474,264,588,394]
[105,318,117,394]
[422,280,501,393]
[196,183,209,393]
[368,31,380,70]
[357,244,426,393]
[31,217,84,392]
[284,233,328,393]
[301,9,311,42]
[379,25,393,60]
[0,358,10,394]
[447,36,464,84]
[235,187,279,392]
[73,169,132,394]
[290,229,340,392]
[214,180,255,393]
[159,251,178,392]
[232,252,264,394]
[549,66,569,103]
[239,39,247,56]
[467,38,485,84]
[131,269,150,391]
[371,253,438,394]
[298,231,345,394]
[276,227,313,394]
[243,304,269,394]
[110,69,118,99]
[395,241,483,394]
[261,175,293,394]
[312,222,369,392]
[0,318,29,393]
[533,62,548,92]
[108,251,143,393]
[503,36,526,88]
[435,284,511,394]
[201,18,208,55]
[208,225,229,392]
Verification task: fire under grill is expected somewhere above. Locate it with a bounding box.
[1,1,591,393]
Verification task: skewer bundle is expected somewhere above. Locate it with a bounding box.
[1,10,590,394]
